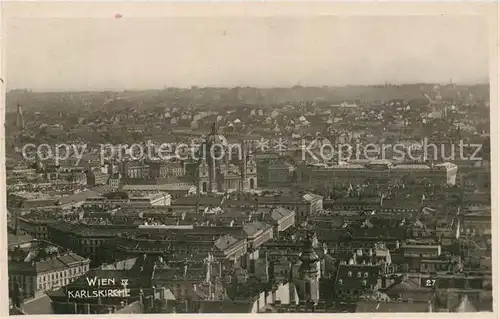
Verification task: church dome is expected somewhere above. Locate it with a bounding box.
[206,123,228,148]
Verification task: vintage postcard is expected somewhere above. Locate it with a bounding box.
[1,1,498,316]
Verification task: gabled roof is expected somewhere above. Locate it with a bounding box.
[115,300,144,314]
[384,278,421,293]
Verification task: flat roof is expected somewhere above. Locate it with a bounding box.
[122,184,195,191]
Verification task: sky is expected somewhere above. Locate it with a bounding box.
[5,15,490,91]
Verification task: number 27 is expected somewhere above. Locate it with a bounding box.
[425,279,436,286]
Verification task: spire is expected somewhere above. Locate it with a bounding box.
[298,224,320,305]
[211,122,218,134]
[299,222,319,272]
[299,232,319,266]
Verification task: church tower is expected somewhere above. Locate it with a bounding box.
[298,227,320,307]
[240,141,249,190]
[204,122,228,194]
[245,153,257,190]
[197,159,210,194]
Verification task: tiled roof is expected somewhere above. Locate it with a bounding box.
[57,190,99,205]
[35,253,87,273]
[384,279,426,294]
[336,264,380,288]
[270,207,294,221]
[243,221,271,237]
[173,196,223,206]
[8,234,33,247]
[115,300,144,314]
[22,294,53,314]
[100,257,138,270]
[214,235,240,251]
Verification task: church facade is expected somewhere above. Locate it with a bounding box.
[196,123,257,194]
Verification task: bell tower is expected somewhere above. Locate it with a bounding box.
[298,227,320,306]
[197,159,210,194]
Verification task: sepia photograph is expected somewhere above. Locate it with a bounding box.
[1,2,497,315]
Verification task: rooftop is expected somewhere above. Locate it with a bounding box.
[243,221,272,237]
[9,241,88,273]
[122,183,195,191]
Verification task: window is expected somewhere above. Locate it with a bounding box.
[362,280,367,286]
[338,279,343,285]
[347,271,353,277]
[364,272,369,278]
[357,272,362,278]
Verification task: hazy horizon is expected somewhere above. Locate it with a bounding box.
[6,15,490,91]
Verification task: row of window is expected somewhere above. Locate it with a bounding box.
[338,279,369,286]
[346,271,370,278]
[39,277,76,291]
[81,239,106,246]
[38,265,89,283]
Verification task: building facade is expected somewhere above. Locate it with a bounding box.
[197,123,257,194]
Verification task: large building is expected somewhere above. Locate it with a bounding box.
[83,191,172,209]
[295,160,458,188]
[8,240,90,299]
[196,123,257,194]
